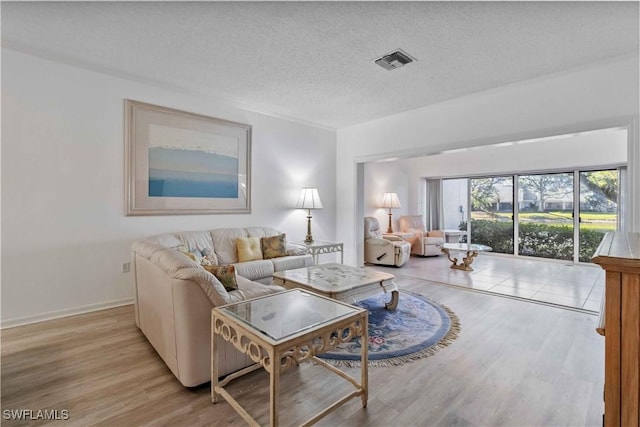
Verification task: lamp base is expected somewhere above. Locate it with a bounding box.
[387,211,394,233]
[305,211,314,244]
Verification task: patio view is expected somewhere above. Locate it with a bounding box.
[442,169,620,263]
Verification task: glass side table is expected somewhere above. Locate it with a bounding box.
[211,289,368,426]
[441,243,492,271]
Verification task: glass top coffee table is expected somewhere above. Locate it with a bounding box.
[441,243,492,271]
[211,289,368,426]
[272,263,399,310]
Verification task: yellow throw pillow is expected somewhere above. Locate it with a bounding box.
[261,234,287,259]
[203,265,238,291]
[236,237,263,262]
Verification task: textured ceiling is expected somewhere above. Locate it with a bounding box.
[2,1,638,129]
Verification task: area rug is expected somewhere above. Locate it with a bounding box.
[319,291,460,367]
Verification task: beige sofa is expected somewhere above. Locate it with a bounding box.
[131,226,313,387]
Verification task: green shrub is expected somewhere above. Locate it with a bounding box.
[579,229,607,262]
[519,222,573,260]
[459,220,514,254]
[458,220,605,262]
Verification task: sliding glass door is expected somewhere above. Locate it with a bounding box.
[517,173,574,260]
[440,169,620,263]
[578,170,618,262]
[469,176,514,254]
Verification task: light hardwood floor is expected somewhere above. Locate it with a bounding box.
[1,276,604,427]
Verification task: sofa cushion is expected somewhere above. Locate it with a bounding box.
[261,234,287,259]
[237,237,263,262]
[271,254,313,272]
[177,245,203,262]
[171,266,230,306]
[246,226,281,239]
[145,233,183,248]
[211,228,248,265]
[203,265,238,291]
[149,247,200,277]
[233,260,275,281]
[226,276,285,304]
[178,231,215,253]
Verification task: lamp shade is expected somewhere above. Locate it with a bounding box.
[381,192,401,209]
[296,187,324,210]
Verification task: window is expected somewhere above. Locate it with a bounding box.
[440,168,622,263]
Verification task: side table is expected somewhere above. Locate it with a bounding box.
[295,240,343,264]
[211,289,368,426]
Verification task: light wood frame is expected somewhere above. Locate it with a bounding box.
[211,291,368,427]
[593,232,640,427]
[124,99,251,216]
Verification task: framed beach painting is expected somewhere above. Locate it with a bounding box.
[125,100,251,215]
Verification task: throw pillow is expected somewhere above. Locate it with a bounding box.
[201,247,218,266]
[261,234,287,259]
[203,265,238,291]
[177,245,201,263]
[200,255,214,266]
[237,237,263,262]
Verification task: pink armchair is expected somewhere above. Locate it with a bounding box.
[398,215,445,256]
[364,217,411,267]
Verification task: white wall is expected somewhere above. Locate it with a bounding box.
[1,49,337,326]
[338,55,640,265]
[363,161,410,233]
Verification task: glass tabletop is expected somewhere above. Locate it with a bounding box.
[442,243,492,252]
[218,290,360,342]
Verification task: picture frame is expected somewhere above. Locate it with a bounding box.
[124,100,251,216]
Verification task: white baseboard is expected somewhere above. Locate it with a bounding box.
[1,298,134,329]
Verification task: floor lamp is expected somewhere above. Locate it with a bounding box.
[381,192,401,233]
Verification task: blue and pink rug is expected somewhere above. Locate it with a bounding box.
[319,291,460,367]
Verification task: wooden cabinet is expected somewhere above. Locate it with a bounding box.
[593,232,640,427]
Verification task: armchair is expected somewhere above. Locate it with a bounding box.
[398,215,445,256]
[364,217,411,267]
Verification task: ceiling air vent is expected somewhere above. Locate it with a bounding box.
[374,49,417,71]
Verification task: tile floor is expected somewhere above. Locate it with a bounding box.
[368,253,605,313]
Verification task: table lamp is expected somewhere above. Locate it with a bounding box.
[296,187,324,244]
[381,192,401,233]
